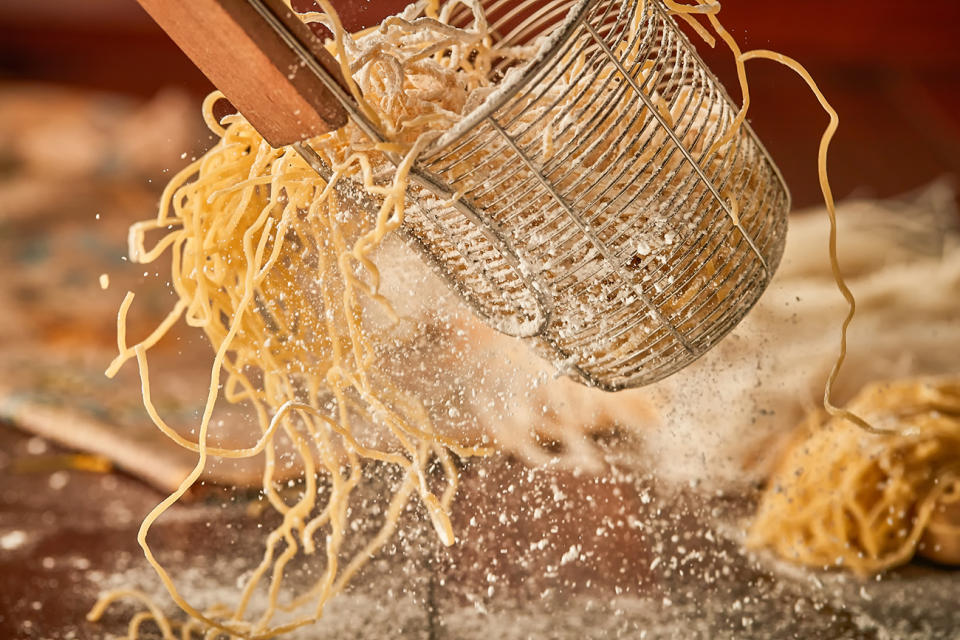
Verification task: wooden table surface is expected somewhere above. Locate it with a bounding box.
[5,422,960,639]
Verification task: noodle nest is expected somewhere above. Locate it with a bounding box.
[748,376,960,577]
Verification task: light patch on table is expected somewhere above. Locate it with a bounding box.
[0,529,28,550]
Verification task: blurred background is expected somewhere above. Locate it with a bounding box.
[2,0,960,207]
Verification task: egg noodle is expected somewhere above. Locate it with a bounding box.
[88,0,876,637]
[662,2,876,435]
[89,2,509,637]
[747,377,960,576]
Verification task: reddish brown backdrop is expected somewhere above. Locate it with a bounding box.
[2,0,959,208]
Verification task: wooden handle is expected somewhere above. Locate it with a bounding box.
[136,0,349,147]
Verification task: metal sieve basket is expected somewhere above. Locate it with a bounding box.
[294,0,790,391]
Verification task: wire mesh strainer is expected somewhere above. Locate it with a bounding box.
[286,0,790,391]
